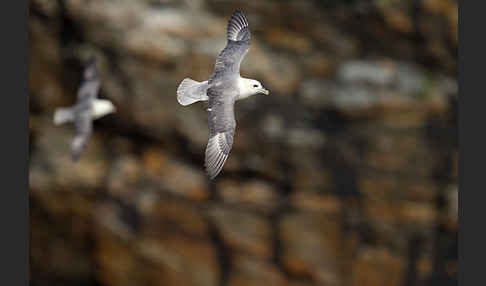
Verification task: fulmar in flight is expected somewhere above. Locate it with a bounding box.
[177,10,269,179]
[53,58,116,161]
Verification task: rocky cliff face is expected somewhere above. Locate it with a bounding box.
[29,1,457,286]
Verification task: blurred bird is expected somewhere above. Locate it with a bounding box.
[53,58,116,161]
[177,10,269,179]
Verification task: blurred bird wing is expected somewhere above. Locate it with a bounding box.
[71,111,92,161]
[76,81,100,102]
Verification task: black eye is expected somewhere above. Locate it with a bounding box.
[253,84,258,88]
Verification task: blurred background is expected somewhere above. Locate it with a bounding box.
[29,0,457,286]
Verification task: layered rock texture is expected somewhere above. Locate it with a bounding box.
[29,1,457,286]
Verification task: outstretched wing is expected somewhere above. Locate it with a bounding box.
[71,110,92,162]
[205,87,237,179]
[212,10,251,78]
[77,61,100,102]
[77,81,100,101]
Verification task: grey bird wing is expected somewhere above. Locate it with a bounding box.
[71,109,92,162]
[76,80,100,103]
[76,59,100,103]
[212,10,251,79]
[205,87,237,179]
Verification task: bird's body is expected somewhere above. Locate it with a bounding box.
[177,10,269,179]
[53,59,116,161]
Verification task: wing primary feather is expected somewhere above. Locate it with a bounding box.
[227,10,250,42]
[205,132,232,179]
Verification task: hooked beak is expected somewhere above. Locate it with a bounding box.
[259,88,270,95]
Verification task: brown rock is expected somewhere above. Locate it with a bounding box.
[229,254,287,286]
[137,236,220,286]
[217,179,279,212]
[377,110,429,128]
[31,0,60,18]
[364,199,437,226]
[265,27,313,53]
[140,197,209,238]
[208,207,273,258]
[399,201,437,225]
[380,7,413,34]
[29,17,65,112]
[417,256,433,280]
[281,213,341,285]
[351,247,405,286]
[303,55,336,77]
[107,155,143,199]
[364,133,438,178]
[292,167,332,191]
[290,192,341,214]
[142,148,209,201]
[241,43,302,95]
[30,191,95,283]
[422,0,458,43]
[29,118,109,192]
[95,202,138,241]
[359,175,437,202]
[95,228,151,286]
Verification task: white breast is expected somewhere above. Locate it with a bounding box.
[92,99,115,119]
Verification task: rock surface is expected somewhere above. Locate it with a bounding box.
[30,1,457,286]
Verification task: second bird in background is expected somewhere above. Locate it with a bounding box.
[53,58,116,162]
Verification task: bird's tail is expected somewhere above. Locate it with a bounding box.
[177,78,209,106]
[53,107,75,125]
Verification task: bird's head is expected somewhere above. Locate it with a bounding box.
[240,78,270,99]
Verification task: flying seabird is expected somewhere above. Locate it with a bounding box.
[53,58,116,161]
[177,10,269,179]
